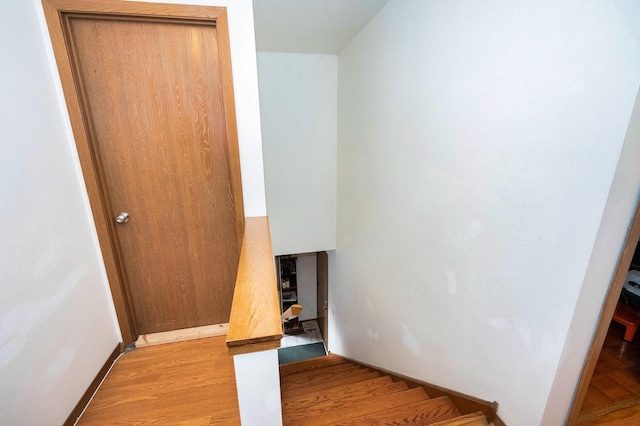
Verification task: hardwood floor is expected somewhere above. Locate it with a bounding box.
[78,333,494,425]
[78,335,240,425]
[578,320,640,425]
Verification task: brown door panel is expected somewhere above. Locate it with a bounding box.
[69,17,240,334]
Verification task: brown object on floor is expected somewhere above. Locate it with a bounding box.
[612,301,640,342]
[78,335,240,425]
[280,354,489,425]
[578,321,640,425]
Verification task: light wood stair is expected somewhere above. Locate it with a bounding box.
[280,354,494,426]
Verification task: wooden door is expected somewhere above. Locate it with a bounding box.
[56,10,243,335]
[317,251,329,345]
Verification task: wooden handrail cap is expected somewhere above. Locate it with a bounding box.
[226,217,282,354]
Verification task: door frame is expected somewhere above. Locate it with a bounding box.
[42,0,245,346]
[317,251,329,347]
[566,197,640,424]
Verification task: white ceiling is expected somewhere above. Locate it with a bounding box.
[252,0,388,54]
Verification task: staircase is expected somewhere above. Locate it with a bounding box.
[280,354,492,426]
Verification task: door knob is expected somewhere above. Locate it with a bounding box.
[115,212,130,224]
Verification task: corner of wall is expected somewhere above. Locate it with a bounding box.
[541,84,640,424]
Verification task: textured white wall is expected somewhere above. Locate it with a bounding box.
[0,1,121,424]
[258,53,337,255]
[333,1,640,424]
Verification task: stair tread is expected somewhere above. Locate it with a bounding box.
[282,376,410,417]
[284,387,430,426]
[344,395,462,425]
[281,362,366,384]
[279,354,495,426]
[428,411,488,426]
[279,353,349,376]
[282,371,381,396]
[280,362,367,381]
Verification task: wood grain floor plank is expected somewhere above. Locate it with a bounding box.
[282,376,406,417]
[279,353,349,376]
[578,397,640,423]
[282,371,382,398]
[281,363,366,384]
[578,320,640,424]
[581,384,613,412]
[578,404,640,426]
[428,411,488,426]
[286,387,430,426]
[590,373,634,401]
[281,366,370,389]
[345,396,461,425]
[78,335,240,425]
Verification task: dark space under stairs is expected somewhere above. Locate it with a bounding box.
[280,354,498,425]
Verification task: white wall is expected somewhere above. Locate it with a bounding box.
[0,0,266,423]
[258,53,337,255]
[0,1,121,424]
[542,89,640,422]
[333,1,640,425]
[233,349,282,426]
